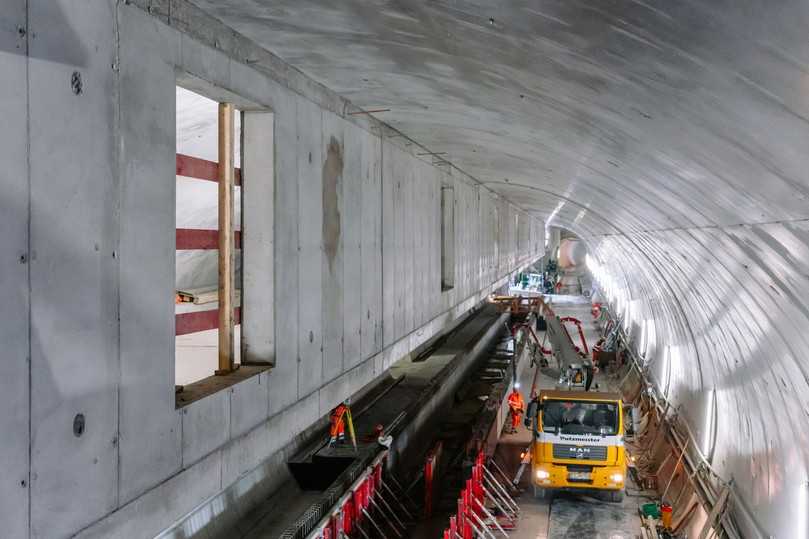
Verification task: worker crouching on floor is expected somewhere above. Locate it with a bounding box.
[329,402,348,446]
[507,386,525,434]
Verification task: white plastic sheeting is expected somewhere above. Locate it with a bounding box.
[588,223,809,538]
[175,87,242,291]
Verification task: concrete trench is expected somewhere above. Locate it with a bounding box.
[159,305,510,539]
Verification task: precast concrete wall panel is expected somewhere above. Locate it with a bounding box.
[181,390,230,467]
[381,142,397,347]
[424,164,435,323]
[28,1,120,536]
[429,172,441,319]
[117,9,182,505]
[0,2,30,536]
[229,370,270,439]
[414,163,426,328]
[321,112,345,383]
[411,164,423,327]
[393,147,407,341]
[403,159,416,338]
[342,124,364,371]
[270,91,300,416]
[297,100,324,397]
[360,134,383,360]
[242,111,276,365]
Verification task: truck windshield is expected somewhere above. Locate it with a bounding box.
[541,400,619,435]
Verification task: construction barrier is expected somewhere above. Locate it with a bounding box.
[306,451,414,539]
[425,441,444,518]
[441,452,519,538]
[174,153,243,335]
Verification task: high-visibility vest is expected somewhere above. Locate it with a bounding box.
[508,392,524,411]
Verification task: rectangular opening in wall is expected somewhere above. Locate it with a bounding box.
[174,86,243,388]
[441,185,455,291]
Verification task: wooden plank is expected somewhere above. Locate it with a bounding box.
[698,483,731,539]
[176,153,242,185]
[175,307,241,336]
[176,228,241,250]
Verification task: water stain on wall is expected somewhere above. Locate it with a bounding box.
[323,136,343,271]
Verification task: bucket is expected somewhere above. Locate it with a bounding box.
[641,502,661,519]
[661,504,673,528]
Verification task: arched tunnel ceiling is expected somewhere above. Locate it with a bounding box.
[190,1,809,536]
[194,0,809,233]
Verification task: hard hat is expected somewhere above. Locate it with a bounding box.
[514,382,521,389]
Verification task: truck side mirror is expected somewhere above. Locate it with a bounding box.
[623,403,641,436]
[525,400,538,428]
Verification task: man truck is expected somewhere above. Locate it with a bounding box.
[526,389,627,502]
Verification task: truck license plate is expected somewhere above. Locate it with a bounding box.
[568,471,591,480]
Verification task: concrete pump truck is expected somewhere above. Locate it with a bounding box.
[523,305,627,502]
[526,389,627,502]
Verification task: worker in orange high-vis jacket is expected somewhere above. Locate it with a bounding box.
[329,403,348,446]
[507,386,525,434]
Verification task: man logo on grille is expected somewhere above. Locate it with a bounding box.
[570,446,590,459]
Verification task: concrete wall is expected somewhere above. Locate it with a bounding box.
[0,2,544,538]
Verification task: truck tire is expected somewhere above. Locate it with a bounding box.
[533,485,551,501]
[608,489,624,503]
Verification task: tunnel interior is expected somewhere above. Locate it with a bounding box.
[3,1,809,538]
[177,2,809,535]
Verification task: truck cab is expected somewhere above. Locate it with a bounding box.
[527,389,626,502]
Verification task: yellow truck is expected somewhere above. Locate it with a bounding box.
[526,389,627,502]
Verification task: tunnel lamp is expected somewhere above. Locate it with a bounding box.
[536,470,550,480]
[610,473,624,483]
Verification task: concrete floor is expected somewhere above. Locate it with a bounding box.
[493,294,646,539]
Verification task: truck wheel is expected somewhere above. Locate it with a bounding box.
[533,485,550,500]
[608,490,624,503]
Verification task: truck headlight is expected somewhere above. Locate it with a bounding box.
[536,470,550,480]
[610,473,624,483]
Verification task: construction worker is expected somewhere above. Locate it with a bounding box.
[329,402,348,446]
[507,386,525,434]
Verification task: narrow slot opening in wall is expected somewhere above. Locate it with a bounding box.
[174,86,243,388]
[441,185,455,291]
